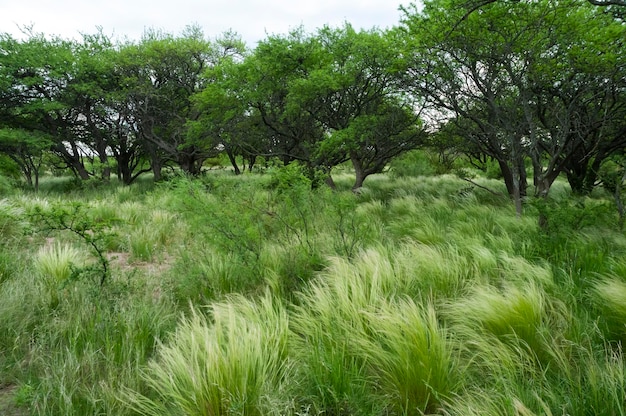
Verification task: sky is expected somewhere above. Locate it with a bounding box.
[0,0,410,47]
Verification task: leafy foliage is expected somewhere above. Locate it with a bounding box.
[28,202,116,286]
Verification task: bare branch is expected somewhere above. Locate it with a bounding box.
[588,0,626,5]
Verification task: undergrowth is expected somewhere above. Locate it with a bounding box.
[0,171,625,415]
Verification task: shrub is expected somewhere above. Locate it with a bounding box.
[390,149,453,178]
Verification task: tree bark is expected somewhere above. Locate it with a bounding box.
[351,152,367,191]
[226,149,241,175]
[498,159,524,217]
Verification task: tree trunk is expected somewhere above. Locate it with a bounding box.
[351,153,367,191]
[498,160,524,217]
[567,170,586,195]
[326,174,337,190]
[615,171,626,230]
[582,154,607,195]
[226,149,241,175]
[99,152,111,181]
[247,155,257,173]
[74,163,91,180]
[152,159,162,182]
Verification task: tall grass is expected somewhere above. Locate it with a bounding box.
[123,293,290,416]
[23,280,177,415]
[446,282,560,368]
[291,246,459,415]
[589,277,626,344]
[3,170,626,415]
[34,242,87,283]
[363,299,458,415]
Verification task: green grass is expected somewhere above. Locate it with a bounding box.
[1,171,626,415]
[123,293,290,416]
[34,242,88,283]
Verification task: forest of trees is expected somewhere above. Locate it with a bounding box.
[0,0,625,199]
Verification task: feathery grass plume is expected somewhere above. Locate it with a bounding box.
[576,347,626,415]
[167,247,218,304]
[149,209,180,245]
[494,254,554,288]
[199,250,264,296]
[358,199,388,221]
[260,241,326,299]
[309,242,469,307]
[291,251,393,414]
[86,199,120,224]
[460,242,499,278]
[443,389,554,416]
[364,298,458,415]
[0,268,47,374]
[446,282,556,368]
[115,184,136,203]
[384,197,445,244]
[409,174,468,199]
[292,247,459,414]
[34,242,86,283]
[124,208,183,262]
[122,293,291,416]
[393,242,470,300]
[0,198,26,242]
[386,195,422,218]
[117,201,144,226]
[310,247,405,306]
[589,277,626,343]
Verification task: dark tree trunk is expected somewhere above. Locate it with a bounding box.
[74,162,91,180]
[567,169,587,195]
[351,153,367,191]
[118,158,133,185]
[325,174,337,190]
[226,149,241,175]
[582,154,606,195]
[498,159,524,217]
[247,155,257,173]
[152,159,163,182]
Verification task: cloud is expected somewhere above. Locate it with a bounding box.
[1,0,406,45]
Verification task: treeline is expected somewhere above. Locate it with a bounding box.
[0,0,625,200]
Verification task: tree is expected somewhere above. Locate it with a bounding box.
[186,42,267,175]
[291,25,426,189]
[401,0,626,216]
[0,128,51,190]
[121,27,245,179]
[0,32,92,180]
[240,28,328,170]
[230,25,425,189]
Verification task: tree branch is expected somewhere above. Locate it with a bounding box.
[588,0,626,5]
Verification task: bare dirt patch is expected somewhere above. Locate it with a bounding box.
[106,251,173,275]
[0,385,27,416]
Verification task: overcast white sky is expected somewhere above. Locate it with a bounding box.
[0,0,411,47]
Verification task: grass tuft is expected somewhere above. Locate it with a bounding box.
[589,277,626,344]
[122,293,291,416]
[34,242,87,283]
